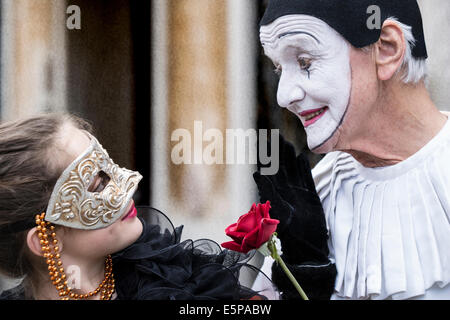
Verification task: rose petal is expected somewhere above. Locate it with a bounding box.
[225,230,247,243]
[241,227,261,253]
[221,241,245,253]
[256,218,279,247]
[262,201,272,219]
[225,223,238,233]
[225,223,247,243]
[225,223,239,235]
[235,209,258,233]
[255,203,265,221]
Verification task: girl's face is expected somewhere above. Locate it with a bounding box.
[54,124,143,259]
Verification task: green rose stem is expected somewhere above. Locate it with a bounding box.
[267,234,309,301]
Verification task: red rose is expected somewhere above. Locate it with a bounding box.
[221,201,279,254]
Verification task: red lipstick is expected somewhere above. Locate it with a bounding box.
[122,203,137,221]
[300,106,328,128]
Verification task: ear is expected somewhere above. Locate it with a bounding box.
[26,227,44,257]
[374,20,406,81]
[26,226,64,257]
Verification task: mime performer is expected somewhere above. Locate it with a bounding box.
[253,0,450,300]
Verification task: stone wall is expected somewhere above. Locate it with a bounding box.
[418,0,450,110]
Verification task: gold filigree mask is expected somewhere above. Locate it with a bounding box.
[45,133,143,230]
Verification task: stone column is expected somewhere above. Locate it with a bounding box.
[1,0,67,121]
[418,0,450,111]
[167,0,228,218]
[0,0,67,294]
[151,0,258,243]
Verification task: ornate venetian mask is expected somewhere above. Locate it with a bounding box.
[45,133,143,230]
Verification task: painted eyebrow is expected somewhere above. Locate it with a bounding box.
[277,31,321,44]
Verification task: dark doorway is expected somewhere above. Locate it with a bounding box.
[66,0,151,205]
[130,0,151,206]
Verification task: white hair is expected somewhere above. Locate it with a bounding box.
[363,17,427,84]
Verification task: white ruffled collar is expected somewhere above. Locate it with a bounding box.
[313,118,450,300]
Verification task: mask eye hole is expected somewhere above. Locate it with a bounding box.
[88,171,111,193]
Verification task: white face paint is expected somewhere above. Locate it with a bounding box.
[260,15,352,152]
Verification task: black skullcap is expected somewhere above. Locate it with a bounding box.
[260,0,428,59]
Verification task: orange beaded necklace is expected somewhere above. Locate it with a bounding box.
[35,213,115,300]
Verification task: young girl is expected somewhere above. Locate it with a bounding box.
[0,113,273,300]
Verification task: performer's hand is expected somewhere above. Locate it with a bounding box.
[253,135,329,264]
[271,260,337,300]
